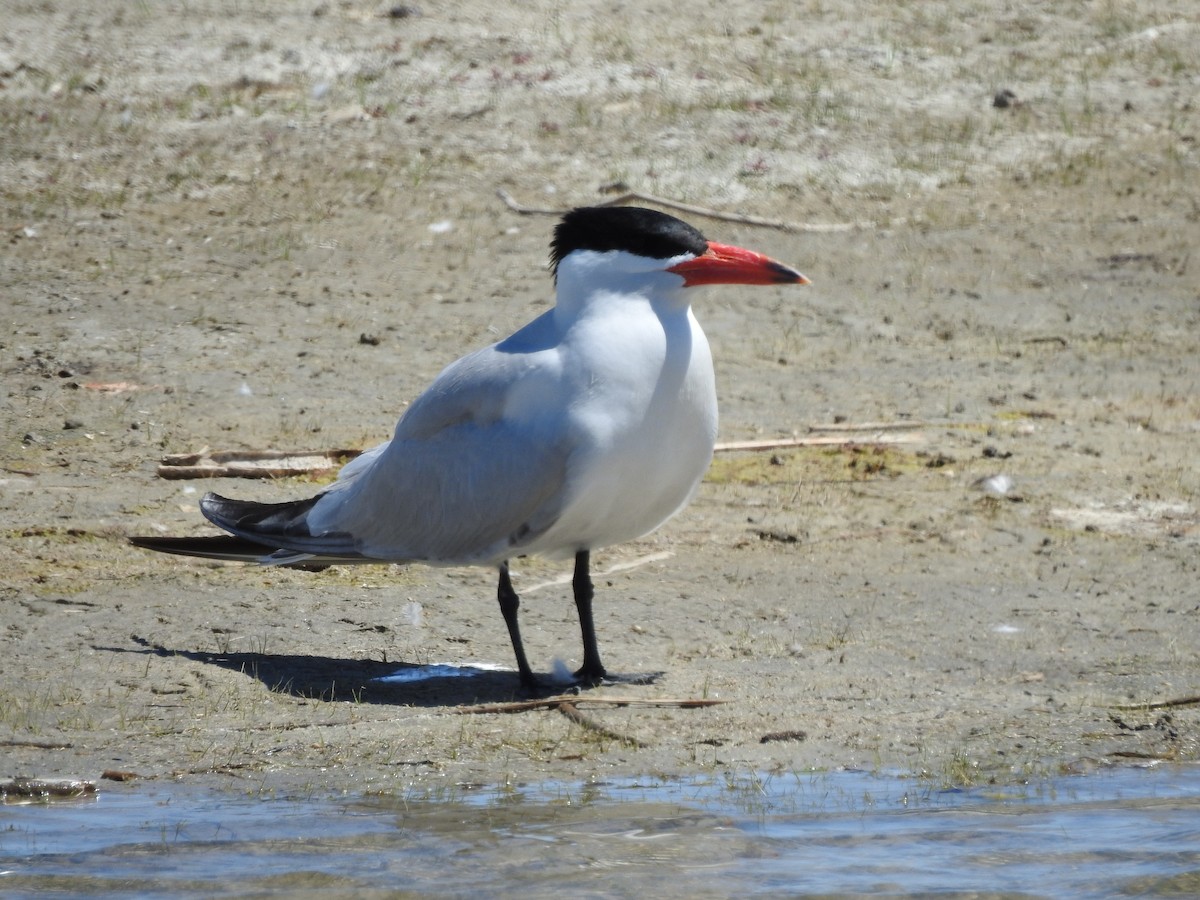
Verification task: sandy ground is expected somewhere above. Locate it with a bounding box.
[3,1,1199,795]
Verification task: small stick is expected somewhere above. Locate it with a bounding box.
[1111,750,1178,760]
[0,739,75,750]
[523,550,674,594]
[0,778,96,800]
[715,433,924,452]
[1112,695,1200,711]
[456,696,727,715]
[558,700,649,747]
[497,188,871,233]
[807,421,937,432]
[156,448,362,480]
[457,694,724,749]
[495,189,563,216]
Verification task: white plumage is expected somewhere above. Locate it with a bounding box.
[133,207,807,689]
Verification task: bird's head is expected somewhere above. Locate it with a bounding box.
[550,206,809,290]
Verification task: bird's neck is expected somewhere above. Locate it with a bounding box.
[554,272,690,329]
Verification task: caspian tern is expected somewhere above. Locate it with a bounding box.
[132,206,808,689]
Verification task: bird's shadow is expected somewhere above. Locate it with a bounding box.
[100,636,531,706]
[98,636,659,707]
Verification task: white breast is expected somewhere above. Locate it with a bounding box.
[523,297,718,557]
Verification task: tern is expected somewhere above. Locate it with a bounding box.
[131,206,808,689]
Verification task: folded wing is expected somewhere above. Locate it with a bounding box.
[196,331,573,566]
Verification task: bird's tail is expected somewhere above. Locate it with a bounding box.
[129,491,365,570]
[200,492,362,558]
[130,533,284,563]
[128,534,332,571]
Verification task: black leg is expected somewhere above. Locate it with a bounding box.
[497,562,539,689]
[572,550,607,684]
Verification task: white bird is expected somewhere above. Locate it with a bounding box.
[132,206,808,689]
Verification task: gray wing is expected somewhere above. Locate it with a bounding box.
[298,321,574,564]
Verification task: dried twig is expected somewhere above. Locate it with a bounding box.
[523,550,673,594]
[0,739,75,750]
[157,448,362,480]
[557,700,649,747]
[456,695,726,715]
[807,421,937,432]
[1111,750,1180,761]
[1112,695,1200,711]
[1025,336,1069,347]
[169,764,254,778]
[715,432,924,452]
[457,694,723,748]
[0,778,96,801]
[153,426,928,482]
[760,729,808,744]
[1,465,39,477]
[460,695,725,747]
[497,188,871,233]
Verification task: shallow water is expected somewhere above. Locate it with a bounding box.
[3,764,1199,898]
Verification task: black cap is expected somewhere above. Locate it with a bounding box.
[550,207,709,281]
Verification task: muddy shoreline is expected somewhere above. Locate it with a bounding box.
[3,1,1198,796]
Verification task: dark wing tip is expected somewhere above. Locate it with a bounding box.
[128,533,333,570]
[128,534,274,560]
[200,491,319,537]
